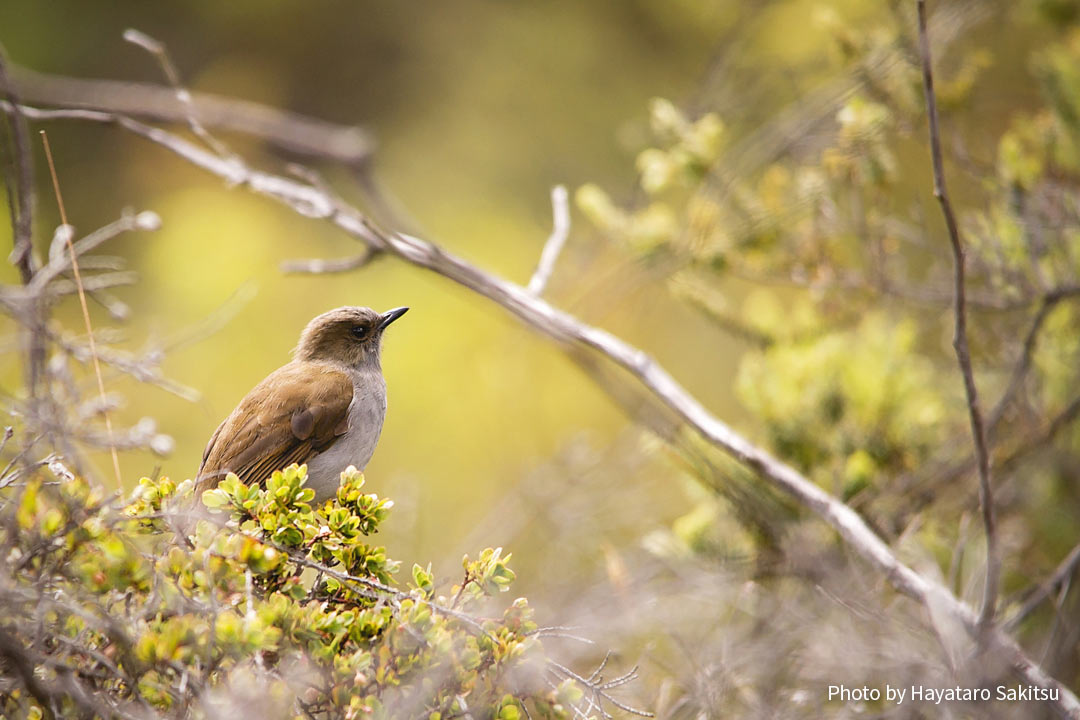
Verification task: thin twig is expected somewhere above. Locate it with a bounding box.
[998,392,1080,475]
[987,286,1080,435]
[529,626,596,645]
[916,0,997,629]
[281,248,379,275]
[1005,542,1080,632]
[28,210,160,293]
[894,351,1080,519]
[245,531,496,639]
[987,299,1052,434]
[41,271,138,297]
[160,281,255,353]
[548,659,652,718]
[44,312,197,401]
[9,99,1080,718]
[39,131,123,492]
[527,185,570,295]
[122,29,234,161]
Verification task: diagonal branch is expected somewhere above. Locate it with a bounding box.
[4,99,1079,718]
[8,63,374,165]
[998,391,1080,476]
[916,0,998,629]
[1005,542,1080,632]
[987,285,1080,436]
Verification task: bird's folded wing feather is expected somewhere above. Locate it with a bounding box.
[196,363,352,492]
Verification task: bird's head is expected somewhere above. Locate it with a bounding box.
[294,305,409,369]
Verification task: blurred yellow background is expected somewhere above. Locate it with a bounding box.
[0,0,958,586]
[0,0,771,579]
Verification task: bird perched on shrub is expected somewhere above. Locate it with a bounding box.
[196,305,408,499]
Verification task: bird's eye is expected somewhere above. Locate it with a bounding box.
[350,325,369,340]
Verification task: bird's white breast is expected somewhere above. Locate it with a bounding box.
[304,368,387,500]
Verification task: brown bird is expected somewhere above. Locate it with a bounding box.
[196,306,408,499]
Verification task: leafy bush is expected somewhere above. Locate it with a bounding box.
[0,463,600,720]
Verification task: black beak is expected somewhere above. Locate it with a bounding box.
[379,306,409,330]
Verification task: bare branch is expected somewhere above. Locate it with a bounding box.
[8,98,1080,718]
[998,392,1080,475]
[1005,542,1080,632]
[916,0,998,629]
[29,209,160,292]
[8,63,374,164]
[893,353,1080,523]
[279,165,385,275]
[281,248,379,275]
[548,659,653,718]
[527,185,570,295]
[122,29,235,162]
[39,270,139,296]
[987,286,1080,436]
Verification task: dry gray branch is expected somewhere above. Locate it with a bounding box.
[281,248,379,275]
[997,392,1080,476]
[8,63,374,165]
[29,210,160,292]
[0,173,185,475]
[122,28,236,163]
[1005,542,1080,632]
[527,185,570,295]
[987,285,1080,436]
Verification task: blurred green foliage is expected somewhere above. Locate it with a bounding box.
[568,0,1080,709]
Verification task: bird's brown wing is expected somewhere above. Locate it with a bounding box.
[196,363,352,492]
